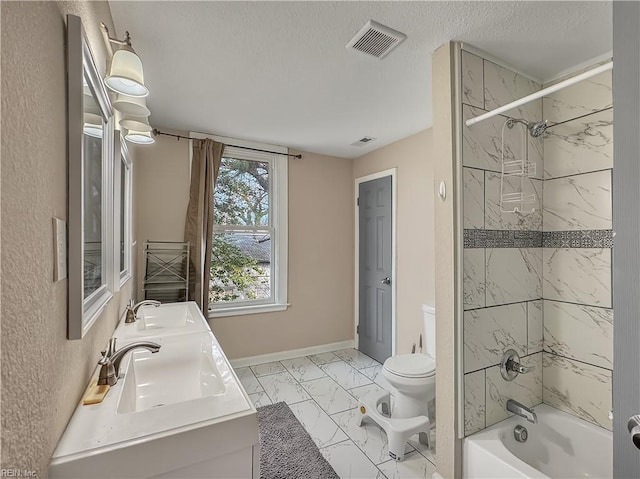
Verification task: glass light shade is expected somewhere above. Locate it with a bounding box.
[83,113,103,138]
[120,117,152,133]
[105,48,148,97]
[112,94,151,117]
[125,129,154,144]
[84,125,103,138]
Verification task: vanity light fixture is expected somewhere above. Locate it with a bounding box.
[120,117,152,133]
[83,113,103,138]
[100,23,148,97]
[112,94,151,117]
[101,22,155,145]
[125,129,155,145]
[122,117,154,144]
[120,117,155,145]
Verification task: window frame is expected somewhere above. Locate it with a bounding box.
[189,132,288,318]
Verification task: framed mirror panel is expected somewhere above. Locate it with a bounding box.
[115,135,133,289]
[67,14,115,339]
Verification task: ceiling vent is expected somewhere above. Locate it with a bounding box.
[346,20,407,59]
[350,136,376,147]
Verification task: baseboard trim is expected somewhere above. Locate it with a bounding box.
[229,339,355,368]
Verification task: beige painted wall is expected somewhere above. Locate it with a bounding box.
[132,132,191,300]
[352,130,435,355]
[1,2,135,474]
[213,150,354,358]
[133,142,355,359]
[432,42,462,478]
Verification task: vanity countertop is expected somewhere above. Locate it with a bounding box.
[49,303,258,478]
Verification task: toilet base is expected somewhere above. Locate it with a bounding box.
[357,390,432,462]
[392,389,431,419]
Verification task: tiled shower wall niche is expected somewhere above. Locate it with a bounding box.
[541,69,613,431]
[461,50,544,436]
[461,50,614,436]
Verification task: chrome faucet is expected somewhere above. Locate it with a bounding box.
[501,349,534,381]
[506,357,534,375]
[507,399,537,424]
[124,299,161,323]
[97,338,161,386]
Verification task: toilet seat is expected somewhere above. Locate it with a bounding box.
[384,353,435,379]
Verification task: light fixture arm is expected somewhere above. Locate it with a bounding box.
[100,22,133,56]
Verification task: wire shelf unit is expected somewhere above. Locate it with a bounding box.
[143,241,190,303]
[500,119,537,214]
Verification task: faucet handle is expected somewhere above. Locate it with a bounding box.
[500,349,533,381]
[512,362,534,374]
[124,301,137,323]
[107,338,117,357]
[97,349,117,386]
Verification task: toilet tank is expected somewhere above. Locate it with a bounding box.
[423,305,436,357]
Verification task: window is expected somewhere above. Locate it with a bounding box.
[205,140,288,317]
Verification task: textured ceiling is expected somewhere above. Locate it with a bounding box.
[110,1,612,158]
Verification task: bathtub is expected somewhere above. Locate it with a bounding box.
[463,404,612,479]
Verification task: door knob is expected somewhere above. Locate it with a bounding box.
[381,277,391,285]
[628,415,640,449]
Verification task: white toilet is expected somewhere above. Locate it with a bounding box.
[357,305,436,461]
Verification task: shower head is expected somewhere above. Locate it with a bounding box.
[528,120,548,138]
[507,118,548,138]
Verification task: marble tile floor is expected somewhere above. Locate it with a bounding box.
[235,348,436,479]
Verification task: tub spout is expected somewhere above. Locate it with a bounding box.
[507,399,537,424]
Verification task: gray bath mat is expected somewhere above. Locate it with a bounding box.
[257,401,339,479]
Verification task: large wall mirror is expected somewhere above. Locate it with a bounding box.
[67,15,115,339]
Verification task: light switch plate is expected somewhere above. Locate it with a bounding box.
[53,217,67,282]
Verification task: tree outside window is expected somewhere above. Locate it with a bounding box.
[210,156,272,306]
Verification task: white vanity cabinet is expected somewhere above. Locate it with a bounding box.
[49,302,260,478]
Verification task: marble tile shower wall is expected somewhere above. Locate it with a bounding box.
[462,51,544,436]
[461,50,614,436]
[541,69,613,431]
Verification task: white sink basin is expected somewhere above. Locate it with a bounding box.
[113,301,209,340]
[49,327,258,478]
[117,333,226,414]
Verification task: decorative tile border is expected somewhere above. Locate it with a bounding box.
[542,230,614,248]
[464,230,542,248]
[464,229,613,249]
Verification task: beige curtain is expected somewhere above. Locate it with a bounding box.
[184,138,224,311]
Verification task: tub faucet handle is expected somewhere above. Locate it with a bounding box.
[510,361,534,374]
[500,349,533,381]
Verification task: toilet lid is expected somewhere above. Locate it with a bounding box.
[384,353,435,378]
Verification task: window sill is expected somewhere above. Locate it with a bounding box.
[209,303,290,319]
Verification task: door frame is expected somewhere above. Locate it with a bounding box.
[354,168,397,357]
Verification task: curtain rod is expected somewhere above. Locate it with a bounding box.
[465,61,613,127]
[152,129,303,159]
